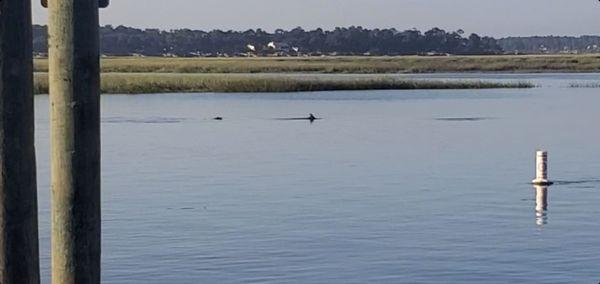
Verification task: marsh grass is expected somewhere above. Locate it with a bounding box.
[33,73,533,94]
[32,55,600,74]
[569,82,600,88]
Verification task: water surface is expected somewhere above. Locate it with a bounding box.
[35,73,600,283]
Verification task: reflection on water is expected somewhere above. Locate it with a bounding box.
[435,117,494,122]
[102,116,186,124]
[535,185,549,226]
[553,179,600,189]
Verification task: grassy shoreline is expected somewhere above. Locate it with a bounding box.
[33,54,600,74]
[33,73,533,94]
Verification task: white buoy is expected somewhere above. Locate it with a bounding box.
[532,150,554,185]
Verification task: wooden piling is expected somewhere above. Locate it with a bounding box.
[0,0,41,282]
[48,0,101,282]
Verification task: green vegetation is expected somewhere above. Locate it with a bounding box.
[33,55,600,74]
[32,25,600,57]
[569,82,600,88]
[33,73,533,94]
[33,56,548,94]
[33,25,502,56]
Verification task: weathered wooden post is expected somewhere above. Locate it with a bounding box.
[0,0,41,283]
[47,0,104,282]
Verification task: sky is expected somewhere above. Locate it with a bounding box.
[32,0,600,37]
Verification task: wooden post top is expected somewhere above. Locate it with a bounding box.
[41,0,109,8]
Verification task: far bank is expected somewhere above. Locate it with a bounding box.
[33,55,600,74]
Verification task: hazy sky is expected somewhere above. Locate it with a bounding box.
[32,0,600,37]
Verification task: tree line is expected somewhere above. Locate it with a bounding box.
[498,36,600,54]
[31,25,600,56]
[33,25,502,56]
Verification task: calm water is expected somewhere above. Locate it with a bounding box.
[35,74,600,283]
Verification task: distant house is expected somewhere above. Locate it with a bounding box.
[268,41,291,52]
[423,51,451,56]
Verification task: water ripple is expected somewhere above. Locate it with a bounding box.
[103,116,186,124]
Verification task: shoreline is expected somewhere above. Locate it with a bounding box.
[33,55,600,74]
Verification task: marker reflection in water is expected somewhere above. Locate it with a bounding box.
[534,185,549,226]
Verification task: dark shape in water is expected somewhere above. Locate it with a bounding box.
[213,117,224,121]
[553,179,600,186]
[436,117,492,122]
[276,113,321,123]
